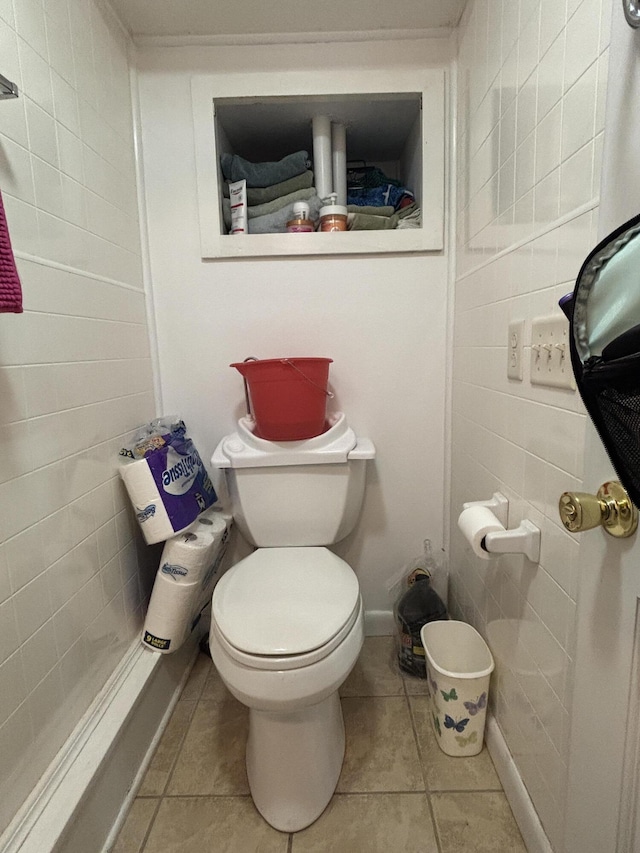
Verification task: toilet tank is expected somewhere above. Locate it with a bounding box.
[211,413,375,547]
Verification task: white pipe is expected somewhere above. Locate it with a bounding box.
[331,122,347,206]
[312,115,332,200]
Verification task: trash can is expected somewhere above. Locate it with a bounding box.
[420,620,494,757]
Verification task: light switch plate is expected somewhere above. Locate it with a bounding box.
[530,316,576,389]
[507,320,524,380]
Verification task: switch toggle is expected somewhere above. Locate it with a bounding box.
[530,316,575,390]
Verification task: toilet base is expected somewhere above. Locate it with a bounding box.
[246,690,345,832]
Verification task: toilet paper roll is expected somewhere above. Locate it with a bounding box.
[158,507,229,587]
[143,574,200,653]
[143,509,232,653]
[119,459,176,544]
[457,506,505,560]
[119,443,217,545]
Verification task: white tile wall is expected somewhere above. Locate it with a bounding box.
[452,1,610,849]
[0,0,156,835]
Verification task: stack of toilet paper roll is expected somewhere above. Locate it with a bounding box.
[142,506,233,654]
[119,432,217,545]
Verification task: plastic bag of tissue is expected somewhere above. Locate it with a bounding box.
[119,416,186,460]
[393,541,448,679]
[119,418,217,544]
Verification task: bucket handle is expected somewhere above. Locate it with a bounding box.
[281,359,335,398]
[242,356,259,418]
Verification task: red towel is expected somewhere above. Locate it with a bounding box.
[0,190,23,313]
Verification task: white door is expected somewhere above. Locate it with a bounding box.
[564,4,640,852]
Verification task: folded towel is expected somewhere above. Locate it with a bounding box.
[346,204,395,217]
[0,191,23,314]
[396,202,420,220]
[347,212,397,231]
[347,184,415,210]
[222,188,316,231]
[396,205,421,229]
[249,195,323,234]
[223,171,314,203]
[221,151,310,188]
[346,202,422,231]
[346,165,403,190]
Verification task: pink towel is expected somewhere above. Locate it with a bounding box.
[0,190,23,313]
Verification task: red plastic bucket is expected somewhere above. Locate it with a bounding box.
[231,357,333,441]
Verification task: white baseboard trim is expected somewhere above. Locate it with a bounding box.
[485,715,553,853]
[364,609,395,636]
[0,635,198,853]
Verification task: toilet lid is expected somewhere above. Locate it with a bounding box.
[212,547,360,656]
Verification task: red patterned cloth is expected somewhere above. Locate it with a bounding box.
[0,190,23,313]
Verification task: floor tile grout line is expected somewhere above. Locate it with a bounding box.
[189,653,214,702]
[340,689,427,699]
[142,787,502,799]
[158,656,214,797]
[404,681,444,853]
[116,639,516,849]
[340,691,405,698]
[138,796,163,853]
[154,697,201,798]
[137,793,254,799]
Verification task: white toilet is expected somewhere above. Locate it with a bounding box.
[209,412,375,832]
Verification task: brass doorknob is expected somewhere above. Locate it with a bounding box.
[559,481,638,538]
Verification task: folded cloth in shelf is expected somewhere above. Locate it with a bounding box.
[347,202,421,231]
[223,170,314,203]
[347,184,414,210]
[0,191,23,314]
[395,201,419,219]
[221,150,310,188]
[222,187,316,231]
[395,204,421,229]
[347,212,396,231]
[396,194,417,211]
[346,204,395,217]
[346,165,403,190]
[249,195,323,234]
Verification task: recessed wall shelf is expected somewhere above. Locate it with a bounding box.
[191,69,445,259]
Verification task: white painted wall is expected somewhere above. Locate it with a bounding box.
[135,38,452,613]
[451,1,610,850]
[0,0,616,841]
[0,0,157,837]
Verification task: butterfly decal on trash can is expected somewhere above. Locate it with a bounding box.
[463,692,487,715]
[444,715,470,733]
[455,731,478,747]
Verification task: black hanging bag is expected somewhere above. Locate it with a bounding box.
[568,212,640,506]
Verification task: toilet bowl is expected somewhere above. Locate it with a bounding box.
[209,546,364,831]
[209,414,375,831]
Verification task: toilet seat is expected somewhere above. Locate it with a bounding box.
[212,546,360,669]
[211,597,362,671]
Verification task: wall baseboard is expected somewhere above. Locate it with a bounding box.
[0,636,198,853]
[485,715,553,853]
[364,609,395,636]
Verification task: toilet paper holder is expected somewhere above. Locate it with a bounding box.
[462,493,541,563]
[462,493,509,528]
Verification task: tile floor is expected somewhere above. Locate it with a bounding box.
[113,636,527,853]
